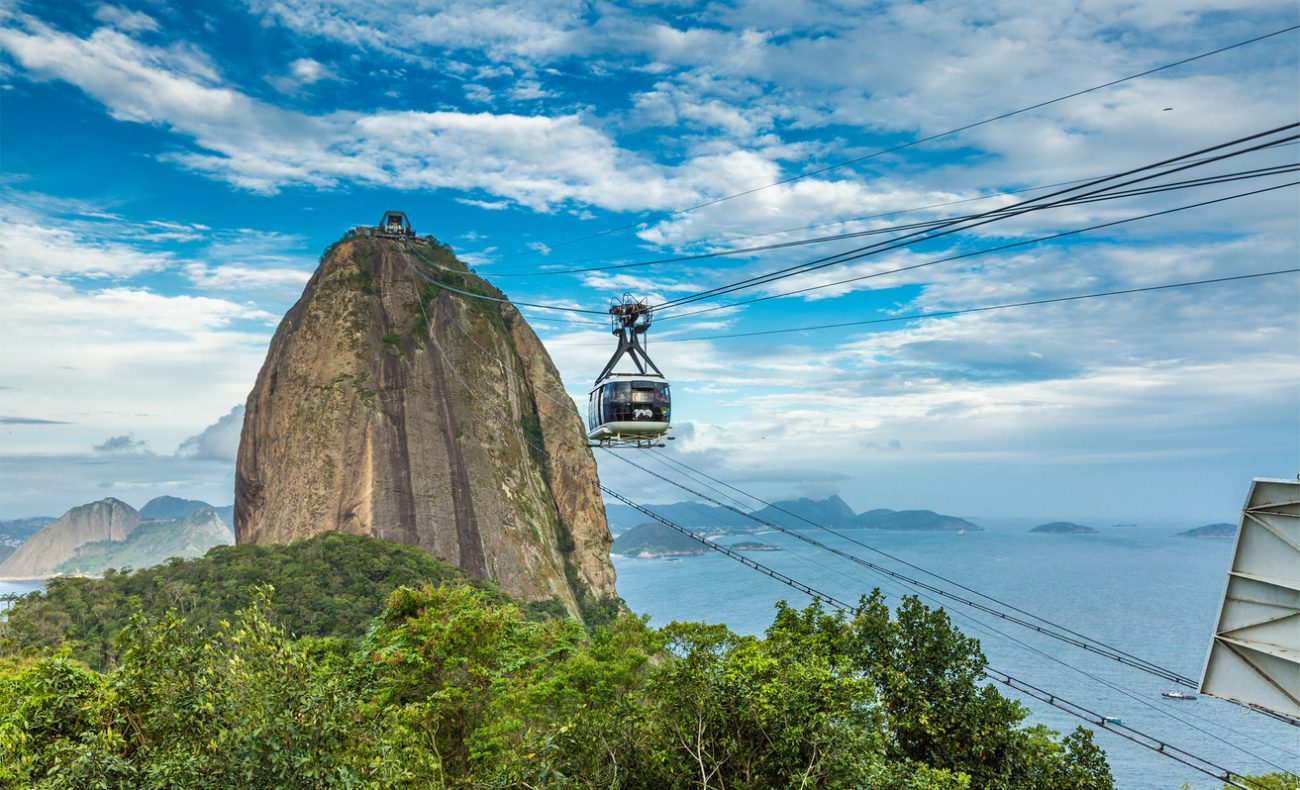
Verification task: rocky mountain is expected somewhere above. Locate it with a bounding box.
[1031,521,1098,534]
[0,498,141,577]
[0,498,236,578]
[613,522,708,558]
[235,231,614,617]
[56,508,231,575]
[1176,523,1237,539]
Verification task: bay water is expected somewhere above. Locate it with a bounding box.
[614,519,1299,789]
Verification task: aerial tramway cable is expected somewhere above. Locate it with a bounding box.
[405,252,1297,779]
[597,485,1267,790]
[491,155,1298,278]
[603,449,1195,685]
[622,451,1300,767]
[653,178,1300,324]
[496,24,1300,258]
[651,268,1300,343]
[650,125,1299,312]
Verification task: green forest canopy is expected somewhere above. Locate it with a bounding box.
[0,533,1119,789]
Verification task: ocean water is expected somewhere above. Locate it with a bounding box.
[0,579,44,612]
[614,520,1300,790]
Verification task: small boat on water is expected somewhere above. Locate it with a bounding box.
[1162,691,1197,700]
[1101,716,1123,724]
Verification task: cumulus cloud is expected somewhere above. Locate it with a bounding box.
[267,56,340,92]
[94,433,150,453]
[177,404,244,462]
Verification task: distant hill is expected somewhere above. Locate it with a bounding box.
[1031,522,1097,534]
[139,495,213,520]
[752,495,857,528]
[855,509,980,532]
[604,503,754,534]
[0,498,141,577]
[0,517,55,564]
[606,496,976,534]
[57,508,231,575]
[0,498,235,579]
[138,496,234,532]
[1176,523,1237,539]
[613,522,708,557]
[0,516,55,545]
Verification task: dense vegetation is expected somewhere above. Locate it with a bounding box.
[0,534,524,669]
[0,535,1116,788]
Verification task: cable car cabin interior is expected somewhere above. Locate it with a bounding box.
[587,374,671,443]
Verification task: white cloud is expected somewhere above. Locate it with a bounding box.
[184,262,313,290]
[92,4,159,33]
[0,201,175,278]
[268,56,341,92]
[177,404,244,462]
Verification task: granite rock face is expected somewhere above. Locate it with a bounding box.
[0,498,141,577]
[235,234,615,616]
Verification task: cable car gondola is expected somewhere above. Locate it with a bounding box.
[587,295,671,448]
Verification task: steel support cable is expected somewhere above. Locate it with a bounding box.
[493,156,1299,278]
[642,450,1220,689]
[628,452,1300,767]
[651,129,1300,313]
[604,450,1193,686]
[403,253,610,315]
[407,256,1295,777]
[396,155,1293,324]
[638,138,1298,256]
[498,25,1300,257]
[650,126,1300,312]
[599,484,1262,790]
[653,178,1300,324]
[652,268,1300,343]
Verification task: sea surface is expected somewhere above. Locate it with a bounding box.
[614,519,1299,790]
[0,579,44,612]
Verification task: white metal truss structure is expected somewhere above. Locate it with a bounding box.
[1200,478,1300,722]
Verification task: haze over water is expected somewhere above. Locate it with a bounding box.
[615,518,1299,790]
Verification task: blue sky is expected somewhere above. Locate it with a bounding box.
[0,0,1296,521]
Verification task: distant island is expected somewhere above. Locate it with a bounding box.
[613,522,708,558]
[731,541,780,552]
[1175,523,1237,539]
[606,496,979,534]
[1031,522,1097,534]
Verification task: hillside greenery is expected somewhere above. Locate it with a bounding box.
[0,535,1115,789]
[0,533,543,669]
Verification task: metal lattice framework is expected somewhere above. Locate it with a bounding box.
[1200,478,1300,723]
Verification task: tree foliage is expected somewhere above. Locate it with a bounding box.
[0,533,518,669]
[0,537,1115,788]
